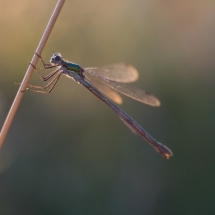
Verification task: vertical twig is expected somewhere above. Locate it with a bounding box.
[0,0,66,149]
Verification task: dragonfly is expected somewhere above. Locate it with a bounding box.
[28,53,173,159]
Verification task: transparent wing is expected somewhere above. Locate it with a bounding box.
[85,75,123,105]
[84,68,160,107]
[100,79,161,106]
[84,63,139,83]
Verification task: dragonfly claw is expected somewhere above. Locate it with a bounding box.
[29,62,36,69]
[34,52,42,58]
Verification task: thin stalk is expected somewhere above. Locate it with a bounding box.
[0,0,66,149]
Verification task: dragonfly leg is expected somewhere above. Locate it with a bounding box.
[35,53,56,69]
[14,82,30,93]
[28,71,63,94]
[30,63,61,81]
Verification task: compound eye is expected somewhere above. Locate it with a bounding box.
[55,56,61,61]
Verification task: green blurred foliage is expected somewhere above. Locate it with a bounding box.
[0,0,215,214]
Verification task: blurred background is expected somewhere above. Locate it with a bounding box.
[0,0,215,214]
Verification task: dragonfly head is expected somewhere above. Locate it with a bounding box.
[50,53,63,65]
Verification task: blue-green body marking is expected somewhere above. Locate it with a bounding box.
[66,61,82,73]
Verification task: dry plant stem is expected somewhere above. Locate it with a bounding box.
[0,0,66,149]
